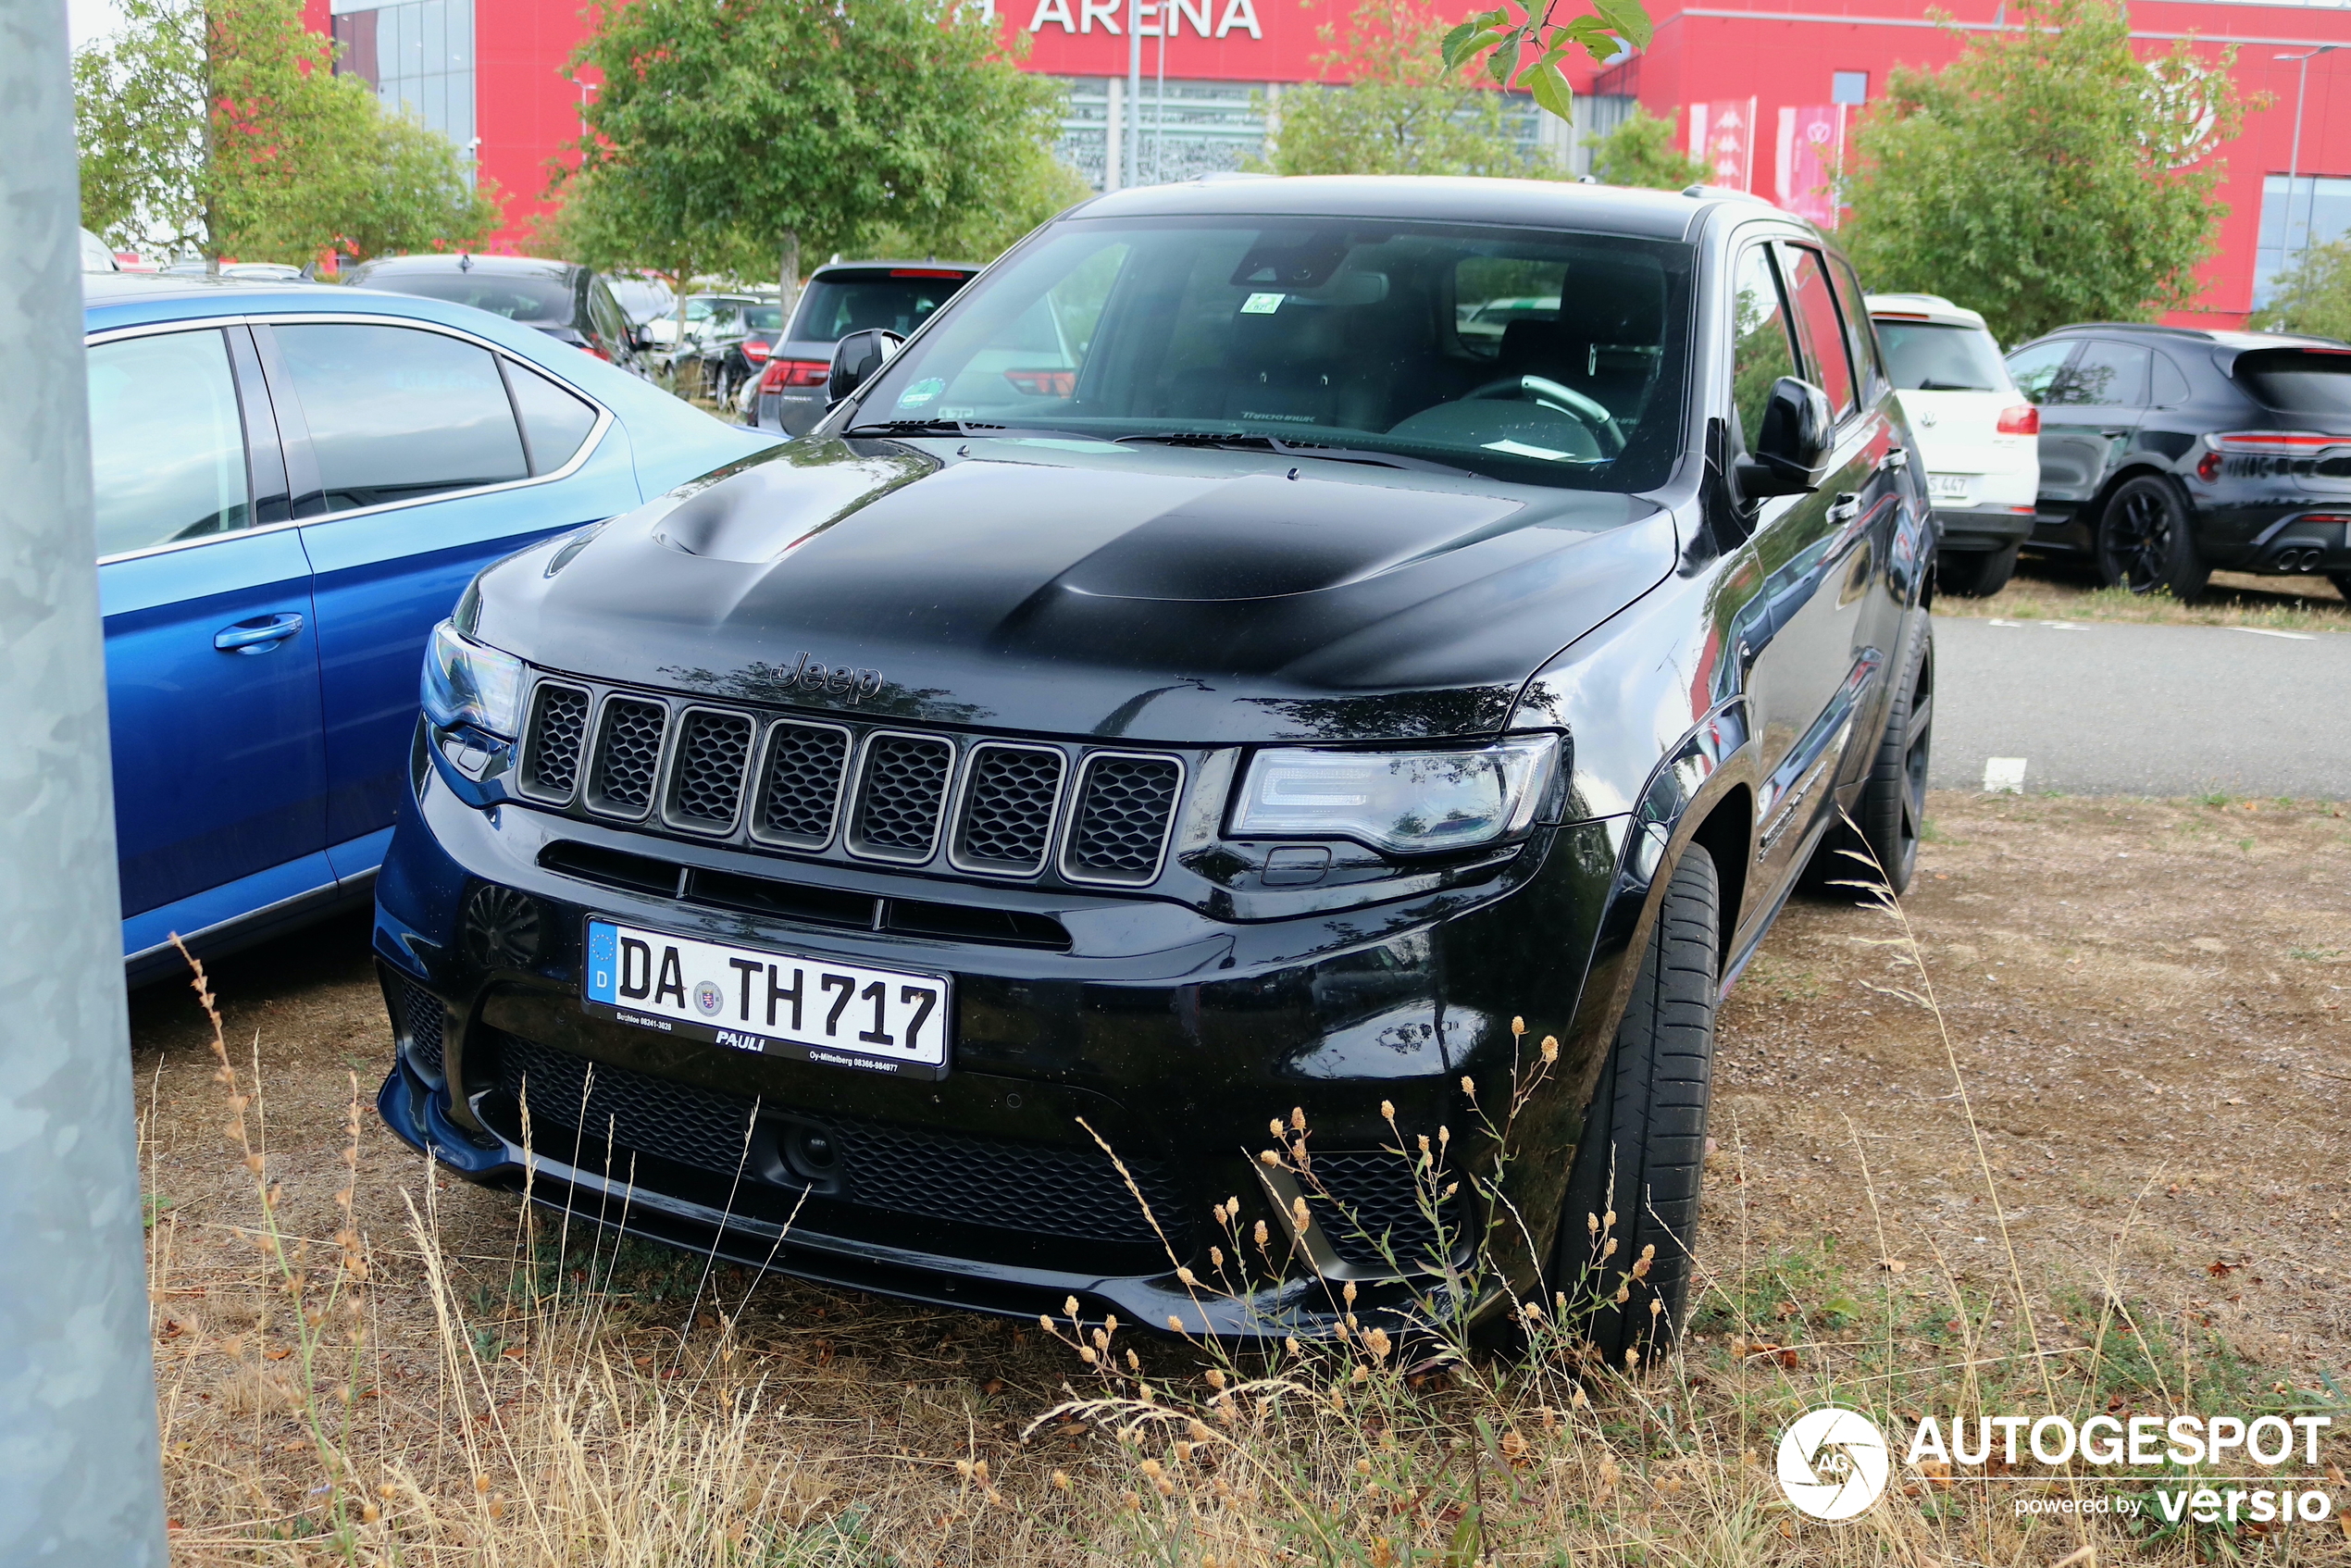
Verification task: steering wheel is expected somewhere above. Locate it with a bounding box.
[1465,375,1624,458]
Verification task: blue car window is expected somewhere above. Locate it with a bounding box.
[502,358,599,474]
[275,323,528,510]
[87,328,251,556]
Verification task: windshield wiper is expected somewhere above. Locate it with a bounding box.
[1113,431,1474,478]
[842,418,1007,438]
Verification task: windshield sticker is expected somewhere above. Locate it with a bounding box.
[1484,439,1577,461]
[1240,292,1285,315]
[897,377,946,408]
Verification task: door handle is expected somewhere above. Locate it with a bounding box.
[1827,492,1861,525]
[214,613,305,654]
[1879,448,1908,471]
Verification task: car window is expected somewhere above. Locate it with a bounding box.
[2150,350,2192,405]
[2004,341,2075,404]
[790,273,967,343]
[2231,347,2351,412]
[858,219,1694,493]
[87,329,252,556]
[587,280,629,347]
[1776,244,1856,417]
[1826,256,1882,391]
[2050,340,2149,407]
[359,269,573,326]
[1730,244,1800,456]
[744,305,785,332]
[1876,321,2009,392]
[273,323,529,511]
[503,360,600,473]
[1455,256,1567,356]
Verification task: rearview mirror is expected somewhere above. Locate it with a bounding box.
[828,329,904,407]
[1737,376,1835,498]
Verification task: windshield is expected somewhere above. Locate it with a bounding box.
[1877,320,2009,392]
[791,271,969,343]
[366,269,572,325]
[853,219,1691,492]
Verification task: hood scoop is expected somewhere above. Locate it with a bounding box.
[1057,474,1524,602]
[653,442,933,565]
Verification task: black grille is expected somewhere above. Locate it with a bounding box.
[488,1033,1175,1244]
[1064,754,1181,883]
[519,683,589,801]
[952,744,1064,874]
[1305,1150,1463,1274]
[587,697,667,816]
[850,734,953,860]
[665,708,753,830]
[753,721,849,848]
[399,979,445,1076]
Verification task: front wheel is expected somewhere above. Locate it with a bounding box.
[1554,845,1721,1367]
[1937,540,2020,598]
[2096,476,2208,602]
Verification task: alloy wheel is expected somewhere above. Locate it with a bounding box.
[2103,486,2176,593]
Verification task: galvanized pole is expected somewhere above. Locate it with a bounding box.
[0,0,171,1563]
[1127,0,1143,191]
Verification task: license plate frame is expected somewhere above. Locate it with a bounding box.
[1928,473,1973,501]
[581,916,952,1080]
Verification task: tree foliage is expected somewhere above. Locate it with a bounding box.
[2252,240,2351,342]
[75,0,495,265]
[1584,105,1707,190]
[1838,0,2248,346]
[1252,0,1562,178]
[1440,0,1651,125]
[558,0,1074,292]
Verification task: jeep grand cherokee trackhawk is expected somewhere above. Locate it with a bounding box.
[374,177,1934,1356]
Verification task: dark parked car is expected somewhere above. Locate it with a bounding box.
[376,178,1934,1354]
[2003,322,2351,601]
[679,295,787,407]
[348,254,649,379]
[748,261,978,435]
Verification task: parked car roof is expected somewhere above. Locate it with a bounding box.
[2029,320,2351,352]
[1075,174,1765,242]
[1865,292,1988,330]
[353,253,579,278]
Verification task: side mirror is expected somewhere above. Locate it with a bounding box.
[1736,376,1835,497]
[828,328,903,406]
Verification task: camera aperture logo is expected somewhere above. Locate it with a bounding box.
[1778,1407,1893,1521]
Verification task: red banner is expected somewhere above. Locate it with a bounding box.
[1774,105,1847,227]
[1687,99,1758,193]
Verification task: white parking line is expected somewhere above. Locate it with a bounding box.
[2229,626,2317,641]
[1983,757,2028,793]
[1987,617,2024,627]
[2045,621,2087,631]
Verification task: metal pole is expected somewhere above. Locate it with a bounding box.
[0,0,169,1563]
[1127,0,1142,189]
[2281,46,2336,281]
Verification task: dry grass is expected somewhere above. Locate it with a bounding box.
[1935,560,2351,633]
[144,865,2351,1566]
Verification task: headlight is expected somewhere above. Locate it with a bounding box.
[420,620,525,739]
[1230,736,1561,854]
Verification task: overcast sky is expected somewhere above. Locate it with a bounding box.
[69,0,122,48]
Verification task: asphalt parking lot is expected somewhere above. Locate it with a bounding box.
[1929,613,2351,800]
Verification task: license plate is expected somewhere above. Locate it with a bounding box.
[583,918,951,1079]
[1929,473,1973,500]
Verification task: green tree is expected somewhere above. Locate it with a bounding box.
[2252,239,2351,342]
[75,0,494,267]
[1839,0,2249,346]
[1583,105,1707,190]
[1253,0,1561,178]
[560,0,1072,304]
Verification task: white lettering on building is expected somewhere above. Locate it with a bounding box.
[1027,0,1076,31]
[1216,0,1262,36]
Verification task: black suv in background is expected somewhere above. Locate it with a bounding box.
[747,261,978,435]
[2003,322,2351,601]
[376,178,1934,1354]
[348,254,648,378]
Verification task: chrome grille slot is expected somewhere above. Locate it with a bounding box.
[751,720,850,849]
[846,732,955,863]
[950,742,1064,876]
[585,696,667,818]
[662,707,754,833]
[1063,753,1183,885]
[516,682,590,803]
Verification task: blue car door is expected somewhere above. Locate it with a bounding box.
[262,319,639,878]
[91,323,331,964]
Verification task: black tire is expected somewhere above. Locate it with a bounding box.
[1807,616,1933,898]
[2329,572,2351,604]
[1554,846,1721,1367]
[2096,475,2208,603]
[1936,541,2020,598]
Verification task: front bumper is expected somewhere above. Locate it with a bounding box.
[375,745,1628,1337]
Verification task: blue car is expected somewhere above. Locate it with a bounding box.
[86,272,777,983]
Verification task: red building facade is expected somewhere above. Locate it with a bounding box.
[309,0,2351,329]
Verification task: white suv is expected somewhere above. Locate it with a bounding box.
[1868,293,2041,596]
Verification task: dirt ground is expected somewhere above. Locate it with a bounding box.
[1936,554,2351,631]
[129,789,2351,1378]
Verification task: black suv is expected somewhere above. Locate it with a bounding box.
[2004,322,2351,601]
[747,261,978,436]
[375,178,1934,1353]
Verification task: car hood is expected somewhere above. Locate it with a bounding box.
[472,437,1677,744]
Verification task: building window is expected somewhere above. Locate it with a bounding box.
[330,0,476,179]
[2258,174,2351,305]
[1831,71,1868,106]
